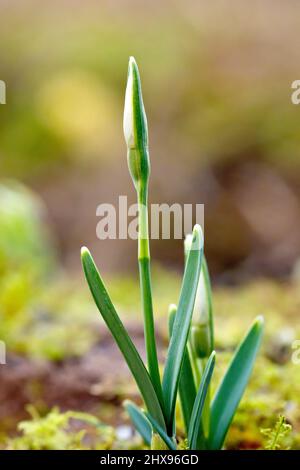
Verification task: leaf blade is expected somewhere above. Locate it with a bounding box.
[208,316,264,450]
[201,255,214,349]
[168,305,196,434]
[145,413,177,450]
[162,225,203,431]
[124,401,152,446]
[188,351,215,450]
[81,247,166,430]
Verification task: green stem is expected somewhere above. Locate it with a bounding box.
[138,183,163,407]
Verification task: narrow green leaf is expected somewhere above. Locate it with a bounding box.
[201,256,214,350]
[81,247,166,430]
[168,305,196,434]
[163,224,203,432]
[145,413,177,450]
[188,351,215,450]
[179,349,197,434]
[208,316,264,450]
[124,401,152,446]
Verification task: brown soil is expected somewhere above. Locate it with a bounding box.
[0,322,164,433]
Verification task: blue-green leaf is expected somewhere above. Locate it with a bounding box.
[81,247,166,431]
[124,401,152,446]
[188,351,215,450]
[168,304,196,434]
[162,225,203,432]
[208,316,264,450]
[145,413,177,450]
[201,256,214,349]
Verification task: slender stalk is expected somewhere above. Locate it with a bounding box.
[138,182,163,405]
[124,57,163,407]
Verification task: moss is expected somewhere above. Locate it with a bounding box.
[6,407,116,450]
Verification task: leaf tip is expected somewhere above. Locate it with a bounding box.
[127,56,139,90]
[168,304,177,315]
[80,246,90,259]
[211,350,216,360]
[191,224,204,251]
[129,55,137,69]
[123,399,131,409]
[81,247,92,268]
[208,350,216,368]
[255,315,264,327]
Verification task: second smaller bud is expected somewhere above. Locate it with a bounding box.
[191,324,212,359]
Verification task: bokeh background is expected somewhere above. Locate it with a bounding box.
[0,0,300,450]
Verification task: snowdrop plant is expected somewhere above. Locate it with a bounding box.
[81,57,264,450]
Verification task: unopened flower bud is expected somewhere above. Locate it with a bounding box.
[184,233,214,358]
[191,324,212,359]
[123,56,150,189]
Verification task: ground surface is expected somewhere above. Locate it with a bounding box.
[1,276,300,449]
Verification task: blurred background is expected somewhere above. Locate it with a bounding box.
[1,0,300,279]
[1,0,300,449]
